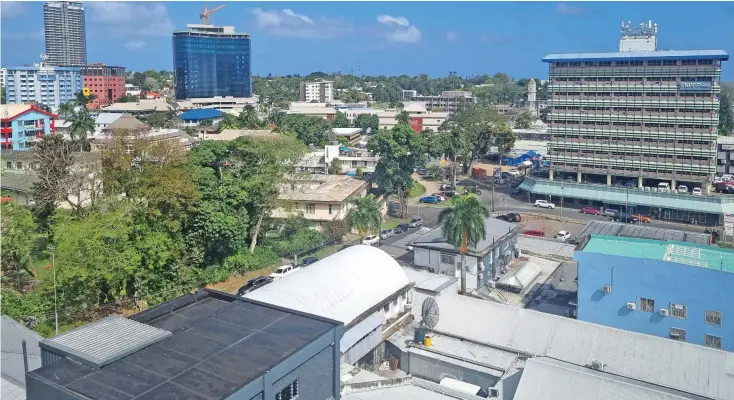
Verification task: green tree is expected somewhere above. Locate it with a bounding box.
[354,113,379,134]
[277,114,333,146]
[443,106,513,174]
[396,110,411,125]
[58,102,76,119]
[1,202,37,292]
[219,113,242,130]
[334,111,350,128]
[368,124,427,218]
[539,107,550,123]
[328,157,343,175]
[514,111,534,129]
[142,111,179,128]
[720,90,733,136]
[116,94,140,103]
[437,194,490,294]
[239,104,264,129]
[346,195,382,239]
[427,163,443,180]
[68,107,96,150]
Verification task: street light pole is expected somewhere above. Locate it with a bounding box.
[49,245,58,335]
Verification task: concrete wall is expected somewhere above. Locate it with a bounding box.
[413,248,479,277]
[406,351,498,390]
[576,252,734,351]
[270,345,336,400]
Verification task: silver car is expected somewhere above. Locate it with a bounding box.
[380,229,394,240]
[409,217,423,228]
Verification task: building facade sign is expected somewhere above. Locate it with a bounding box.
[721,144,734,151]
[679,82,713,91]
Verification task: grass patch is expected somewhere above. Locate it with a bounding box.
[382,216,408,230]
[408,180,426,199]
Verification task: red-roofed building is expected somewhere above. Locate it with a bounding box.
[1,104,57,150]
[141,91,162,99]
[81,64,126,109]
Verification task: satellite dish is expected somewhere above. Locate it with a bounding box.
[421,297,440,329]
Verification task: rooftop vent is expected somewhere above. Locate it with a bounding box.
[40,315,171,369]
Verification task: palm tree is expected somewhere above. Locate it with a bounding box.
[437,194,490,295]
[346,195,382,240]
[239,104,263,128]
[396,110,411,125]
[68,108,95,151]
[58,101,76,119]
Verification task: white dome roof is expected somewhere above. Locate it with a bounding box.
[244,245,410,325]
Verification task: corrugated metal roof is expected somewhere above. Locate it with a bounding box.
[411,217,517,256]
[513,357,709,400]
[425,295,734,399]
[517,235,576,259]
[542,49,729,62]
[246,245,410,326]
[341,313,383,353]
[578,220,711,245]
[179,108,224,120]
[342,380,483,400]
[1,374,26,400]
[1,316,43,384]
[94,112,121,125]
[520,177,734,214]
[41,315,171,369]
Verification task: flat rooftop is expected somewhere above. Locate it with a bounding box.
[578,220,711,245]
[28,289,340,400]
[581,235,734,273]
[278,174,367,202]
[542,49,729,63]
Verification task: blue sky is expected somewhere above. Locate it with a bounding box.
[2,1,734,80]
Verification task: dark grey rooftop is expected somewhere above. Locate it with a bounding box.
[29,289,341,400]
[578,220,711,246]
[411,217,517,256]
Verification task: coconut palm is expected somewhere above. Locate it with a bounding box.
[68,108,95,151]
[437,194,490,294]
[396,110,411,125]
[58,101,76,119]
[346,195,382,240]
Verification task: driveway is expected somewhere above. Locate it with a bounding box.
[379,227,432,262]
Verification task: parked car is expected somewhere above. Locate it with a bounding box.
[380,229,395,240]
[716,181,734,192]
[432,193,447,202]
[534,200,556,209]
[409,217,424,228]
[603,209,619,218]
[632,214,652,223]
[580,206,601,215]
[495,215,510,222]
[692,187,702,196]
[394,223,410,234]
[237,276,273,296]
[721,186,734,194]
[555,231,571,241]
[441,190,457,198]
[300,256,320,266]
[505,213,522,222]
[614,213,637,224]
[462,185,482,195]
[362,235,379,246]
[507,168,521,177]
[417,167,428,175]
[419,195,440,204]
[440,184,456,191]
[522,229,545,237]
[677,185,689,194]
[269,265,301,280]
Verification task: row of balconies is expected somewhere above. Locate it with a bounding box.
[550,123,716,134]
[549,66,721,76]
[547,99,719,107]
[551,109,718,118]
[549,153,715,167]
[553,137,715,149]
[550,94,717,101]
[550,164,708,181]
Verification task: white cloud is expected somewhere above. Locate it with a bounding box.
[555,3,587,15]
[1,2,26,18]
[446,31,460,41]
[125,40,146,51]
[250,8,352,39]
[377,14,421,43]
[86,2,173,38]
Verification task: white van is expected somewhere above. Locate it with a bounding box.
[439,377,490,398]
[677,185,688,194]
[657,182,671,193]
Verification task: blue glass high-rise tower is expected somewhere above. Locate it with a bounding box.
[173,24,251,100]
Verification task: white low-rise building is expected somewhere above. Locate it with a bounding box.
[378,102,449,132]
[245,245,414,365]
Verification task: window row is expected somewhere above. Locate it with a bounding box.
[551,120,715,130]
[553,59,716,68]
[553,92,713,98]
[550,163,710,177]
[553,106,715,114]
[669,329,722,349]
[552,150,711,162]
[553,136,711,146]
[638,299,722,325]
[553,76,713,83]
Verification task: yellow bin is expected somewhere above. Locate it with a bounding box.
[423,336,433,347]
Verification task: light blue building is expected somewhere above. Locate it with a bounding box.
[576,235,734,351]
[1,104,58,151]
[4,65,82,112]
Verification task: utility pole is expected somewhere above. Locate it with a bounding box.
[49,245,58,335]
[491,178,495,213]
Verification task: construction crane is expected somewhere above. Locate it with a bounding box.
[200,3,225,25]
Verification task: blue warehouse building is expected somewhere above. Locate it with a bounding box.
[173,24,252,100]
[26,288,343,400]
[575,235,734,351]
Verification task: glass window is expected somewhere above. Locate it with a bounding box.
[440,253,455,265]
[305,204,315,214]
[669,328,686,342]
[670,303,687,319]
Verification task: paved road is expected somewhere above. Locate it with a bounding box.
[396,176,710,235]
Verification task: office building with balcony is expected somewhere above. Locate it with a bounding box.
[520,22,733,226]
[43,2,87,66]
[401,90,476,116]
[4,65,82,112]
[576,235,734,351]
[80,64,126,109]
[1,105,57,151]
[173,24,252,100]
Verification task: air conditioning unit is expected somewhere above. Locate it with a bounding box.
[487,281,497,289]
[626,302,637,310]
[488,388,500,398]
[591,359,605,371]
[602,285,612,293]
[659,309,669,317]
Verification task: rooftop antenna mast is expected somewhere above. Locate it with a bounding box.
[200,3,225,25]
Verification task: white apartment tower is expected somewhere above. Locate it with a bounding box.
[43,2,87,66]
[527,78,537,109]
[300,80,334,103]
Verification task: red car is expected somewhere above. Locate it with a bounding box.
[580,207,601,215]
[522,229,545,237]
